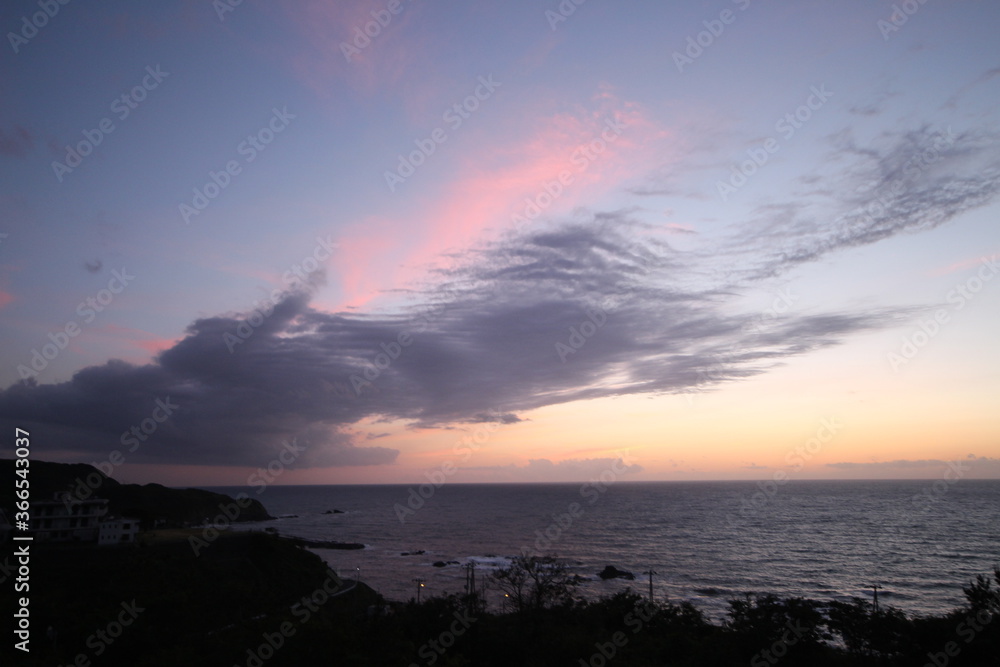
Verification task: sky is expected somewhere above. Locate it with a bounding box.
[1,0,998,486]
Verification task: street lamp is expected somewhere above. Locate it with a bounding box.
[413,578,426,603]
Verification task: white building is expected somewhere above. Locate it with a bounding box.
[29,496,140,545]
[32,496,109,542]
[98,517,140,546]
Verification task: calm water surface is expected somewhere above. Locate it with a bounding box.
[207,480,999,619]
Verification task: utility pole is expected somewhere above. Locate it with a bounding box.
[871,584,881,613]
[354,567,361,615]
[464,562,477,610]
[642,570,657,603]
[413,578,425,604]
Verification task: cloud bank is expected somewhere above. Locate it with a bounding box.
[2,123,998,471]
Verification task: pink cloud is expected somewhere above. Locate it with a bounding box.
[330,90,676,307]
[136,337,180,356]
[0,290,13,310]
[100,324,179,361]
[928,250,1000,277]
[331,215,413,310]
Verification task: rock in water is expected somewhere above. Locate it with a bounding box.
[598,565,635,580]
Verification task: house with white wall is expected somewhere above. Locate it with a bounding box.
[98,517,140,546]
[32,496,109,542]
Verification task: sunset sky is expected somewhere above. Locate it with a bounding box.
[1,0,998,486]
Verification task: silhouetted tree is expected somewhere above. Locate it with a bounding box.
[489,554,579,613]
[727,593,831,663]
[962,565,1000,614]
[827,597,912,662]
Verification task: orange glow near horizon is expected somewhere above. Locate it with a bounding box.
[108,374,999,488]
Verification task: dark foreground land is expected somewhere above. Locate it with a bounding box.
[1,532,998,666]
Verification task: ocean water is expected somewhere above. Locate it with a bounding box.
[208,480,1000,620]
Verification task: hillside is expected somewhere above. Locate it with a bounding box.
[0,531,377,666]
[0,458,273,527]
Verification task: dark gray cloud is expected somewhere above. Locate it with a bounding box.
[0,217,906,469]
[84,259,103,274]
[719,124,1000,283]
[2,122,993,471]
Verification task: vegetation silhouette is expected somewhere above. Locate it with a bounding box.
[3,537,998,666]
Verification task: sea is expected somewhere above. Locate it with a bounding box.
[206,480,1000,620]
